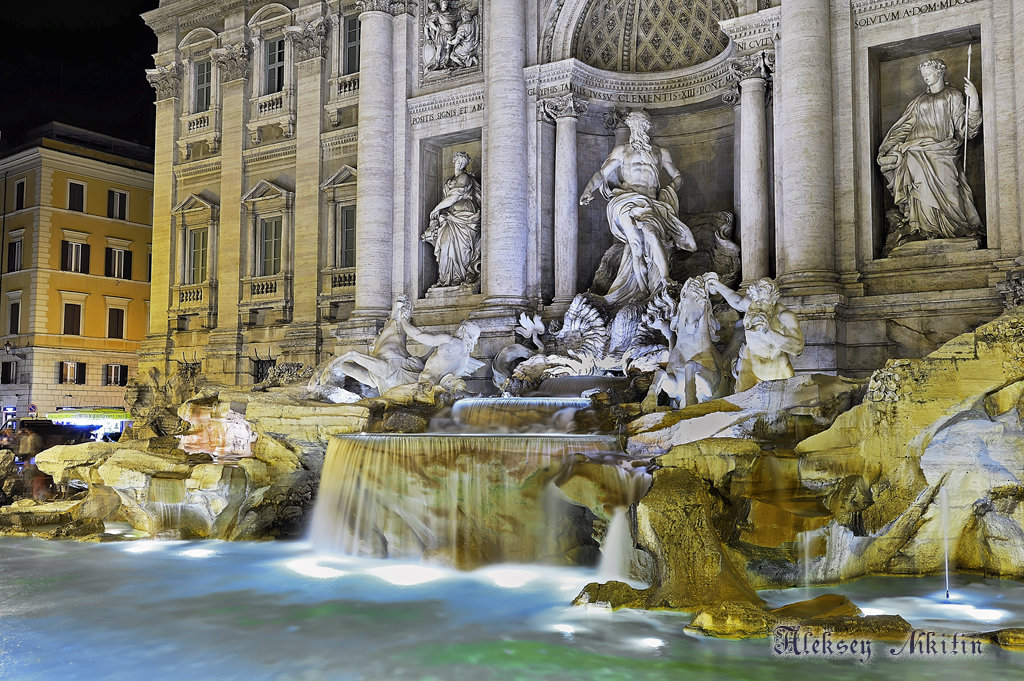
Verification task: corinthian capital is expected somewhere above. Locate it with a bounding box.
[355,0,413,15]
[287,18,328,61]
[542,94,589,121]
[729,50,772,83]
[211,43,251,82]
[145,63,182,101]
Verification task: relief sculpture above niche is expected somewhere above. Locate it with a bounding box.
[421,0,481,84]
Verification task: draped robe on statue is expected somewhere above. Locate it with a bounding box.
[426,172,481,287]
[878,85,983,252]
[599,186,695,307]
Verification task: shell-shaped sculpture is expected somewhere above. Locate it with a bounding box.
[572,0,737,73]
[556,294,610,357]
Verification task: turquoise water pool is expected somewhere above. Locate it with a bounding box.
[1,537,1022,680]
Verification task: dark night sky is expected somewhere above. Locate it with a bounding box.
[0,1,161,153]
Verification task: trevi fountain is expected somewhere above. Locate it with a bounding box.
[4,0,1024,679]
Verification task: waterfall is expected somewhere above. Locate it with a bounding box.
[940,486,950,599]
[310,433,623,568]
[449,397,592,432]
[596,467,652,582]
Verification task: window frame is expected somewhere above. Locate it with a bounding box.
[107,307,125,340]
[0,360,16,385]
[7,239,22,272]
[259,216,283,276]
[265,37,286,95]
[189,227,209,284]
[63,302,82,336]
[342,14,361,76]
[194,58,213,113]
[105,363,129,387]
[67,180,86,212]
[339,204,356,269]
[14,179,26,211]
[107,189,129,221]
[8,300,20,336]
[60,360,87,385]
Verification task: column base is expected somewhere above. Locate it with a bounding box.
[776,270,841,297]
[780,293,847,375]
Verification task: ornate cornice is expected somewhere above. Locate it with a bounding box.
[242,141,297,167]
[850,0,981,27]
[542,94,589,121]
[287,18,328,61]
[173,157,222,181]
[355,0,414,16]
[146,63,182,101]
[211,43,251,82]
[718,6,780,55]
[322,129,359,160]
[729,51,771,83]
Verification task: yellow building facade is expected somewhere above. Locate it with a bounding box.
[0,123,153,419]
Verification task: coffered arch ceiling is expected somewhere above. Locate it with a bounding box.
[571,0,737,73]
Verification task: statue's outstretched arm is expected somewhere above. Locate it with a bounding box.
[709,279,749,312]
[401,318,450,347]
[660,147,683,191]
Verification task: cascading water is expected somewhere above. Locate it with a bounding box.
[597,467,652,582]
[310,396,651,570]
[450,397,592,432]
[940,485,950,599]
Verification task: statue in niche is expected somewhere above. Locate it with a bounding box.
[306,296,424,402]
[401,316,485,391]
[643,273,726,409]
[423,151,482,288]
[580,110,696,307]
[709,277,804,392]
[876,58,983,255]
[423,1,479,73]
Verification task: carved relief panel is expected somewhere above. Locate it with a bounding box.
[419,0,482,86]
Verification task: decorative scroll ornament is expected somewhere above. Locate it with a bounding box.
[145,63,182,101]
[288,18,328,61]
[211,43,251,82]
[729,50,771,83]
[542,94,589,121]
[602,107,629,131]
[356,0,414,15]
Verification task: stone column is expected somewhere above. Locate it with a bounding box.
[352,1,399,321]
[207,215,218,283]
[481,0,529,308]
[326,199,337,268]
[543,95,588,305]
[732,52,772,283]
[776,0,838,294]
[175,217,187,285]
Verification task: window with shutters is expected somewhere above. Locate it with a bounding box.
[338,205,356,268]
[63,303,82,335]
[194,59,212,113]
[6,240,22,272]
[107,307,125,339]
[107,190,128,220]
[189,228,209,284]
[68,181,86,212]
[105,247,132,279]
[8,300,19,335]
[60,361,87,385]
[61,240,90,273]
[0,361,16,385]
[105,364,129,387]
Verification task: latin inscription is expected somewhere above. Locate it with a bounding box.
[411,101,485,126]
[855,0,978,28]
[527,80,726,104]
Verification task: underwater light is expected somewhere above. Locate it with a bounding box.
[638,637,665,649]
[286,558,349,579]
[552,624,576,635]
[937,602,1009,623]
[483,568,539,588]
[180,548,216,559]
[367,564,447,586]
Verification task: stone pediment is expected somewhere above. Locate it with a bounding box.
[241,179,293,207]
[321,165,357,190]
[172,193,219,217]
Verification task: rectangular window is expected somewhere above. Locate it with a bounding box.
[339,205,356,268]
[195,59,212,112]
[343,15,361,76]
[107,190,128,220]
[105,247,132,279]
[189,228,209,284]
[8,301,19,336]
[60,361,86,385]
[7,240,22,272]
[63,303,82,335]
[260,217,282,276]
[68,181,85,212]
[105,364,129,387]
[14,179,25,211]
[266,38,285,94]
[1,361,16,385]
[61,240,90,273]
[107,308,125,339]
